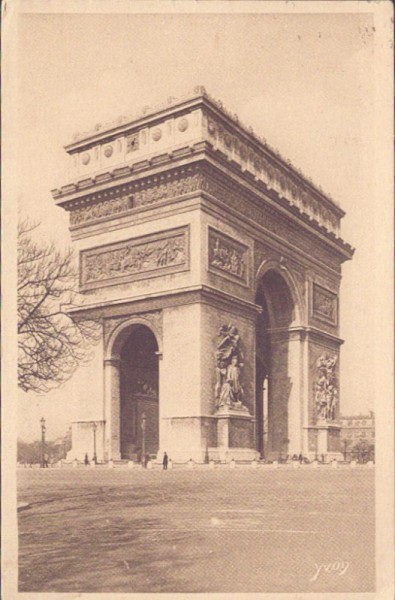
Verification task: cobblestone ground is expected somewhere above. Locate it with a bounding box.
[18,465,374,593]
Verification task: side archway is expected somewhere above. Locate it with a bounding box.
[103,318,162,461]
[255,259,304,327]
[255,261,304,460]
[105,316,163,361]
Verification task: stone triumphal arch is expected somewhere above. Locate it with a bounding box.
[53,87,353,462]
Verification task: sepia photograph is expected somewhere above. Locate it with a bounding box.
[2,1,394,598]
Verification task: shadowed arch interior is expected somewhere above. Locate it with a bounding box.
[255,269,295,459]
[119,325,159,460]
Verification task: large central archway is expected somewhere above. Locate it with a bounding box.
[119,325,159,460]
[255,267,300,460]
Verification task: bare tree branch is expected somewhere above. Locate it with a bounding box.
[18,218,101,394]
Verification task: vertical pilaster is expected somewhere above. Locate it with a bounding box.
[103,357,121,460]
[287,328,305,456]
[301,329,310,456]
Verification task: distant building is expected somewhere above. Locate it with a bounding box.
[339,411,375,461]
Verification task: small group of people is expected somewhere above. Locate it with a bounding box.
[291,453,305,464]
[84,453,97,466]
[82,451,170,468]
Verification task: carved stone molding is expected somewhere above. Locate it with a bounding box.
[64,158,349,269]
[67,159,347,273]
[254,241,306,305]
[208,227,249,285]
[80,226,189,291]
[201,168,343,271]
[69,166,203,227]
[70,195,134,226]
[104,310,163,355]
[203,110,341,235]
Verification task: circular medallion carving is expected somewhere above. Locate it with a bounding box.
[178,118,189,132]
[81,153,90,165]
[152,128,162,141]
[104,145,113,158]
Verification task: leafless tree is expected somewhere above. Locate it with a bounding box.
[18,218,101,394]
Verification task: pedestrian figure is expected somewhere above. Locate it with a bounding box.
[84,453,90,466]
[298,453,303,464]
[163,452,168,470]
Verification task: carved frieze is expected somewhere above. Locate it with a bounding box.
[133,173,201,207]
[69,164,343,273]
[69,170,202,227]
[312,283,338,325]
[80,227,189,290]
[208,227,248,285]
[203,173,341,272]
[70,195,134,226]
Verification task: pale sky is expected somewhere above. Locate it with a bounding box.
[12,5,390,441]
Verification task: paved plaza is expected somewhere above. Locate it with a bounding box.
[18,465,374,593]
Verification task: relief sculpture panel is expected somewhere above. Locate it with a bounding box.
[80,227,189,290]
[208,227,248,285]
[312,283,338,326]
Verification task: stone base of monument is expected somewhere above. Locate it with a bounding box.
[306,421,342,462]
[208,447,259,463]
[213,404,258,463]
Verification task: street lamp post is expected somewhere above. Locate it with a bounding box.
[203,421,210,464]
[92,422,98,464]
[262,375,268,460]
[141,412,147,467]
[342,439,349,462]
[40,417,46,468]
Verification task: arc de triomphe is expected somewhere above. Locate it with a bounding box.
[52,87,353,463]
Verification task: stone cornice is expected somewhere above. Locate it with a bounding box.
[200,195,343,278]
[265,325,343,345]
[64,284,261,322]
[55,89,352,244]
[198,158,354,261]
[55,161,202,212]
[52,150,354,260]
[200,98,344,219]
[65,92,206,151]
[52,143,205,202]
[65,87,343,220]
[306,327,344,346]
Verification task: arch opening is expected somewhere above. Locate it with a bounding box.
[255,269,297,460]
[118,324,159,460]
